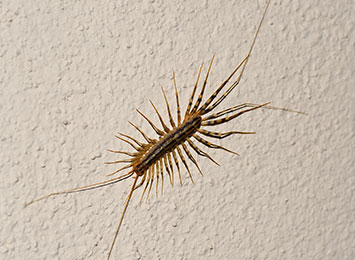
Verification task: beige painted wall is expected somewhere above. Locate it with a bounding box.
[1,0,354,259]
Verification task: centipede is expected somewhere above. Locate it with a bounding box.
[26,0,305,259]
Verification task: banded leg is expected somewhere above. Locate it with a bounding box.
[104,159,134,177]
[172,149,183,185]
[115,135,140,151]
[146,166,155,202]
[203,102,304,121]
[107,150,137,157]
[161,87,176,128]
[172,72,182,125]
[104,159,133,165]
[197,55,249,115]
[202,103,269,126]
[202,103,252,121]
[181,143,203,176]
[163,155,173,186]
[150,100,170,133]
[128,121,154,143]
[184,63,203,120]
[191,55,215,114]
[167,152,175,186]
[140,168,151,205]
[176,146,194,184]
[117,132,144,147]
[136,109,165,136]
[204,68,246,114]
[106,165,132,177]
[197,129,255,139]
[214,102,306,117]
[187,138,219,166]
[201,0,273,115]
[193,134,239,156]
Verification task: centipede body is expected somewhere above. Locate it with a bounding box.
[26,0,305,259]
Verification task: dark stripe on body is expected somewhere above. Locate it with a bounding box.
[135,116,202,173]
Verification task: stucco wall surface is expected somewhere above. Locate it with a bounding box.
[1,0,354,259]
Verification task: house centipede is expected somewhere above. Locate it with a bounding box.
[26,0,306,259]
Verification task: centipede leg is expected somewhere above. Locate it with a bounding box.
[184,63,203,120]
[172,149,183,186]
[172,72,182,125]
[193,134,239,156]
[176,146,194,184]
[161,87,176,128]
[163,155,173,187]
[190,55,215,114]
[197,129,255,139]
[146,166,155,201]
[187,138,220,166]
[181,143,203,176]
[201,103,270,126]
[150,100,171,133]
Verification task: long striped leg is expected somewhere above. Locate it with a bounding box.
[105,151,137,176]
[167,152,175,186]
[184,63,203,120]
[203,68,247,115]
[163,155,173,187]
[190,55,215,115]
[128,121,154,143]
[196,55,249,115]
[25,171,134,207]
[213,102,306,118]
[104,159,133,165]
[172,149,183,186]
[176,146,194,184]
[172,72,181,125]
[159,158,164,195]
[203,102,305,122]
[187,138,220,166]
[161,87,176,128]
[106,165,132,177]
[193,134,239,156]
[104,159,134,177]
[107,150,138,157]
[181,143,203,176]
[146,166,155,202]
[150,100,170,133]
[117,132,144,147]
[198,0,273,115]
[140,168,151,205]
[136,109,165,136]
[206,0,273,113]
[115,135,140,151]
[202,103,270,126]
[203,103,252,121]
[197,129,255,139]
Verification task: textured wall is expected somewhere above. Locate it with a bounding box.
[1,0,354,259]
